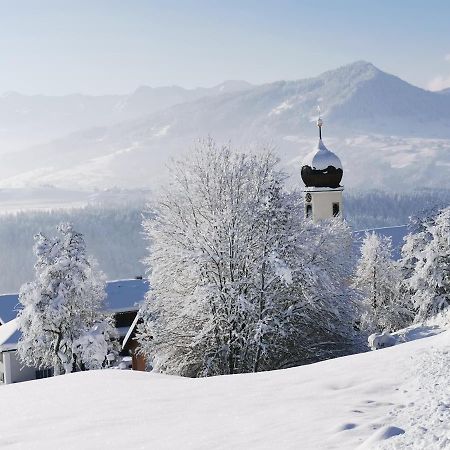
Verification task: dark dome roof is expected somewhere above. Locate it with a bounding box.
[301,139,343,189]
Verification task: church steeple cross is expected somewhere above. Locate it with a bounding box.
[317,106,323,140]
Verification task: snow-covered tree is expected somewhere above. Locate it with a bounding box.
[0,205,146,293]
[72,321,117,370]
[352,233,411,333]
[402,207,450,321]
[17,223,117,374]
[137,139,358,377]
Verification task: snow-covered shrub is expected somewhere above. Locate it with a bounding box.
[117,356,133,370]
[368,331,396,350]
[137,139,359,377]
[353,233,412,333]
[73,320,118,370]
[368,307,450,351]
[17,223,117,374]
[401,207,450,321]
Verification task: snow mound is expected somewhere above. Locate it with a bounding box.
[369,308,450,350]
[0,329,448,449]
[358,425,405,448]
[368,331,396,350]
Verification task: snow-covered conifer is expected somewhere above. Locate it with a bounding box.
[138,139,358,377]
[17,223,117,374]
[353,233,411,333]
[402,207,450,320]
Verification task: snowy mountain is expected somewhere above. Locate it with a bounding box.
[110,80,253,122]
[0,322,448,449]
[0,61,450,192]
[0,81,253,153]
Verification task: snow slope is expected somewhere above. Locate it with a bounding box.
[0,329,448,449]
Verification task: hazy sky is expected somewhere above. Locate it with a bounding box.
[1,0,449,95]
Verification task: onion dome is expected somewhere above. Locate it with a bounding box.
[301,116,343,189]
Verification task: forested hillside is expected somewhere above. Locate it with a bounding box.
[0,188,448,294]
[346,189,450,229]
[0,206,146,293]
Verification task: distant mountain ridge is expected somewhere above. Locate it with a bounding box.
[0,80,253,153]
[0,61,449,192]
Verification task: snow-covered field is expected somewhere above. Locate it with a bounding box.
[0,328,448,449]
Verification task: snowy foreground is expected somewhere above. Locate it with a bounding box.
[0,332,449,449]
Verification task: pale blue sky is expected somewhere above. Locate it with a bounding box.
[0,0,449,95]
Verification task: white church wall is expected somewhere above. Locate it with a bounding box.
[306,189,344,222]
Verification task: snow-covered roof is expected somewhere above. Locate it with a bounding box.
[300,137,344,189]
[0,294,21,324]
[301,139,342,171]
[122,312,141,349]
[0,278,149,325]
[104,279,149,313]
[0,318,20,351]
[0,279,149,352]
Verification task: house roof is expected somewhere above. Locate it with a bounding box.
[105,279,149,313]
[0,294,21,325]
[122,311,141,349]
[0,278,149,351]
[0,278,149,324]
[0,318,20,351]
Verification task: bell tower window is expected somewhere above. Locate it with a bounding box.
[332,202,340,217]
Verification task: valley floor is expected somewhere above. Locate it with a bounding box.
[0,330,448,449]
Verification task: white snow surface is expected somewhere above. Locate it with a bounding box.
[0,328,449,449]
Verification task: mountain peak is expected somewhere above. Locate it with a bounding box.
[346,60,378,70]
[321,60,381,79]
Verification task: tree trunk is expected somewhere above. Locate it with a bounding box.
[72,353,78,373]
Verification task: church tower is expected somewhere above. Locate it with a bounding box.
[301,115,344,221]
